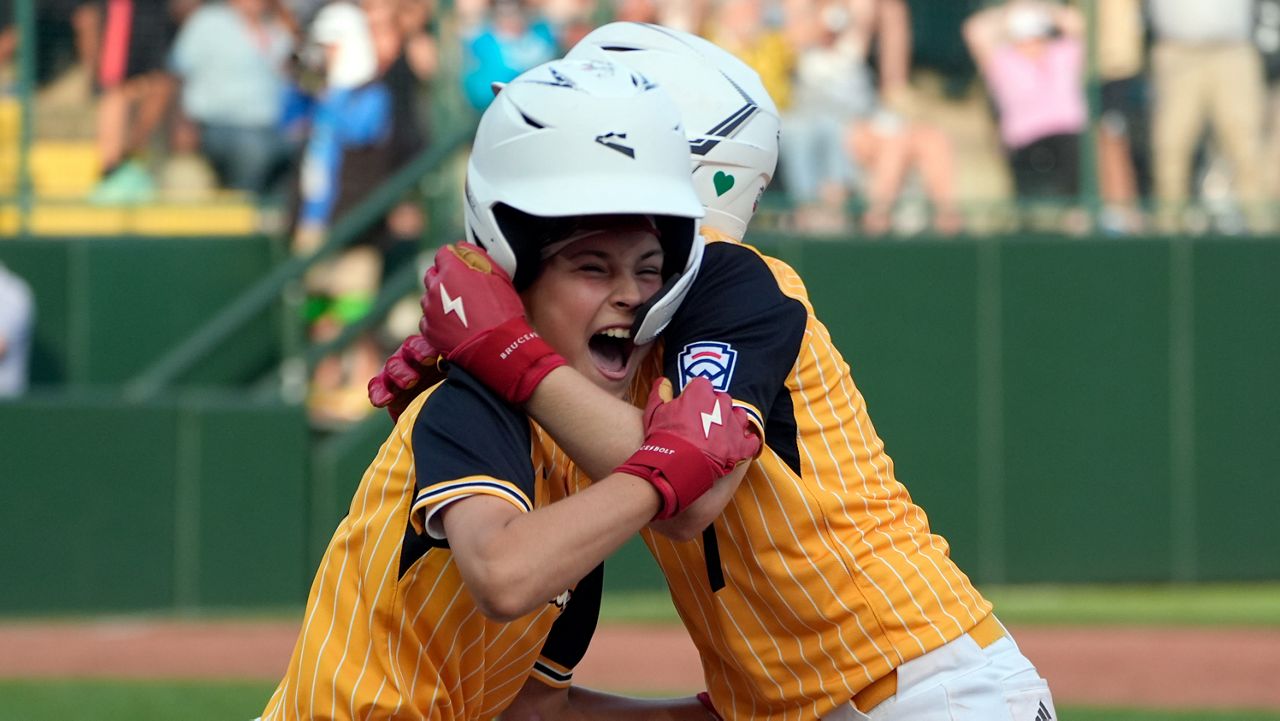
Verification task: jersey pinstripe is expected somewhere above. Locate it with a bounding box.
[262,371,599,721]
[543,241,993,720]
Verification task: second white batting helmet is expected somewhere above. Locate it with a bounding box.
[567,22,781,241]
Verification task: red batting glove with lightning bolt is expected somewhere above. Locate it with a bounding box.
[367,332,444,422]
[614,377,761,520]
[422,242,566,404]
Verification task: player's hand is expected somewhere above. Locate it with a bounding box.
[422,242,566,404]
[615,377,760,520]
[367,332,444,422]
[648,461,749,542]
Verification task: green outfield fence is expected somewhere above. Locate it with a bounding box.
[2,233,1278,613]
[3,0,1279,613]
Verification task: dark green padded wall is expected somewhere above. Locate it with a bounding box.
[0,395,180,611]
[0,236,284,387]
[3,233,1279,612]
[1191,240,1280,580]
[1000,239,1173,582]
[187,401,311,606]
[0,394,308,613]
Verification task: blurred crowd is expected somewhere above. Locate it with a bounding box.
[4,0,1280,237]
[3,0,1280,419]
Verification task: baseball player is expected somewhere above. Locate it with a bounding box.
[371,23,1056,721]
[260,57,759,721]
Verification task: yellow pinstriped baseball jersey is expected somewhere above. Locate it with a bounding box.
[556,240,992,720]
[262,370,600,721]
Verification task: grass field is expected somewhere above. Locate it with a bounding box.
[0,680,1278,721]
[981,583,1280,627]
[599,582,1280,626]
[4,584,1279,720]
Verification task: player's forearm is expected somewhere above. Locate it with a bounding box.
[526,366,646,480]
[467,473,661,621]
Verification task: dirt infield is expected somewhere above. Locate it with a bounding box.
[1,620,1279,711]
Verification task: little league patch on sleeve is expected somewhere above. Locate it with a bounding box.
[677,341,737,392]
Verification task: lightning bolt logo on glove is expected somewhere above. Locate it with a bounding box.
[613,377,761,519]
[439,284,469,328]
[420,242,567,404]
[700,402,722,438]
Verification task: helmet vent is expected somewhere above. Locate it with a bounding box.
[519,111,546,129]
[600,45,642,51]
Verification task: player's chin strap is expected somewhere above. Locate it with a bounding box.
[697,691,724,720]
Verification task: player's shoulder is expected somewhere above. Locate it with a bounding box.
[414,367,530,445]
[699,240,781,288]
[702,237,768,268]
[697,239,811,304]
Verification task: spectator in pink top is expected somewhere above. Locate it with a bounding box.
[965,0,1086,204]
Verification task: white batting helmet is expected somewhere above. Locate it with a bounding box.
[464,57,705,345]
[567,22,781,241]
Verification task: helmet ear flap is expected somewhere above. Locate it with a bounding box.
[653,215,695,279]
[632,221,703,345]
[632,269,684,340]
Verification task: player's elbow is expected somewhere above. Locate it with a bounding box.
[649,516,707,543]
[464,559,543,622]
[473,597,529,624]
[473,591,535,623]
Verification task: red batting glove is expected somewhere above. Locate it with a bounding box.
[422,242,566,404]
[614,377,761,520]
[368,333,444,422]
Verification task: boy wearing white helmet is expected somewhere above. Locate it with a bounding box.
[377,23,1055,721]
[366,22,781,416]
[260,57,758,721]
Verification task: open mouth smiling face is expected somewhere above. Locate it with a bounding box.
[521,220,665,398]
[587,324,637,383]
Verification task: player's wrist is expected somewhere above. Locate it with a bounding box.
[614,431,717,520]
[448,317,567,404]
[508,352,568,404]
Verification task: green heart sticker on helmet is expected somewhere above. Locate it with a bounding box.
[713,170,735,197]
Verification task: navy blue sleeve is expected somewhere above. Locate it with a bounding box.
[663,242,808,427]
[410,368,536,534]
[533,562,604,685]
